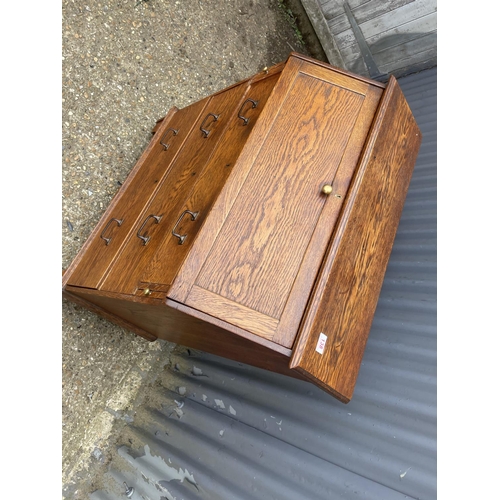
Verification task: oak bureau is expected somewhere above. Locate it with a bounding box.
[62,53,421,403]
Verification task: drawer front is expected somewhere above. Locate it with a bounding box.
[170,60,384,348]
[65,101,207,289]
[99,81,249,294]
[137,72,281,294]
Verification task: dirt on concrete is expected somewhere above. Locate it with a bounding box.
[62,0,321,497]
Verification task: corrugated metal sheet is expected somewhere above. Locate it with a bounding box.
[89,67,437,500]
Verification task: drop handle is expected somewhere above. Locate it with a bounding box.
[200,113,219,138]
[172,210,199,244]
[238,98,258,125]
[136,214,162,245]
[160,128,178,150]
[100,218,123,245]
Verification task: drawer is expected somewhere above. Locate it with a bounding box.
[136,71,282,296]
[65,100,208,289]
[99,80,250,294]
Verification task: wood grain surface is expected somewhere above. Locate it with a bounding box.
[167,57,305,303]
[98,83,247,294]
[290,76,422,403]
[139,73,280,290]
[272,82,383,347]
[194,73,364,318]
[177,57,383,349]
[63,104,188,289]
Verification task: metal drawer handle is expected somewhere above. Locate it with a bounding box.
[238,98,258,125]
[160,128,178,150]
[100,218,123,245]
[137,214,162,245]
[172,210,199,244]
[200,113,219,138]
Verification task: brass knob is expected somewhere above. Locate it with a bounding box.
[143,288,151,296]
[321,184,333,195]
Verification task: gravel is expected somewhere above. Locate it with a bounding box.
[62,0,318,495]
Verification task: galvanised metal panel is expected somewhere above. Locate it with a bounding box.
[89,67,437,500]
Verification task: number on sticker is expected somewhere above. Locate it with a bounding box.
[315,332,327,354]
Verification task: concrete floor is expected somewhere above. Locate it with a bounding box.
[62,0,323,495]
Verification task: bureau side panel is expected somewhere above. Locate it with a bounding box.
[290,76,422,403]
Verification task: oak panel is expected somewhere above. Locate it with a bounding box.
[195,73,364,320]
[272,83,383,347]
[290,76,422,402]
[99,83,248,294]
[138,73,281,291]
[167,57,305,304]
[187,286,279,340]
[65,103,205,289]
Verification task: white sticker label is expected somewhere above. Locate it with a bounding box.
[315,332,328,354]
